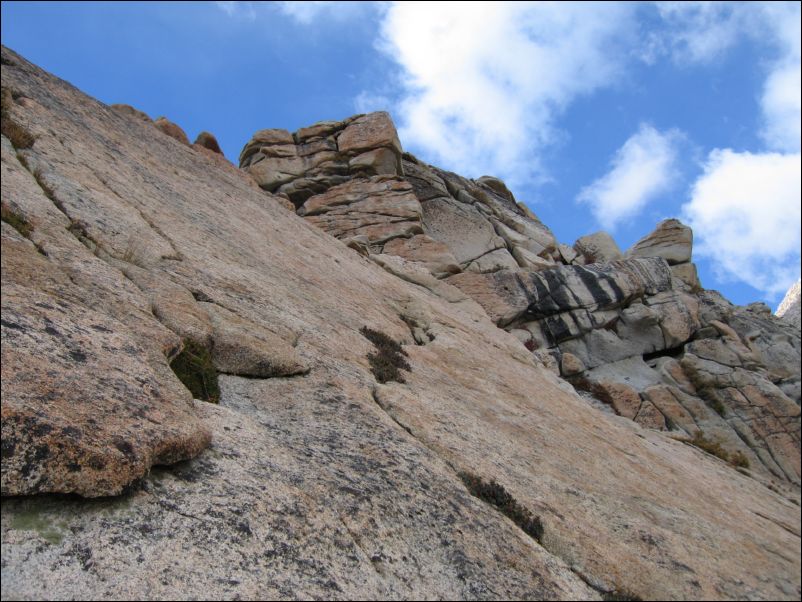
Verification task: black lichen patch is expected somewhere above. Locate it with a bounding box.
[169,340,220,403]
[360,326,410,384]
[458,472,543,543]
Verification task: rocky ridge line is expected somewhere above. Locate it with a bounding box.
[241,111,800,487]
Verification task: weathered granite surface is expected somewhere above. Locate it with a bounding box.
[2,45,801,601]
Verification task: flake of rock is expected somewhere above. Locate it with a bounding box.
[382,234,461,278]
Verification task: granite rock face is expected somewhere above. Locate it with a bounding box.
[627,218,693,265]
[242,106,799,489]
[777,278,801,331]
[245,110,802,488]
[2,46,801,601]
[242,120,559,276]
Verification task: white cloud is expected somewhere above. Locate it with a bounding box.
[653,2,801,297]
[215,1,256,20]
[372,2,636,188]
[758,3,801,152]
[762,63,802,152]
[277,1,369,25]
[354,90,393,114]
[576,125,680,231]
[681,149,801,298]
[653,2,746,63]
[653,1,801,153]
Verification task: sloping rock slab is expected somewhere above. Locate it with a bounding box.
[1,283,210,497]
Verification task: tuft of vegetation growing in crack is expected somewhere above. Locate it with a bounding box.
[458,471,543,543]
[602,590,643,601]
[1,86,35,149]
[360,326,410,384]
[706,397,727,418]
[1,202,33,237]
[688,431,749,468]
[169,340,220,403]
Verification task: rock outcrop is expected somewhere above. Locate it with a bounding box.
[153,116,190,145]
[193,130,222,155]
[2,46,800,601]
[242,108,800,489]
[777,278,801,331]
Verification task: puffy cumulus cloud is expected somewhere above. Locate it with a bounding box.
[577,124,681,231]
[658,2,800,296]
[758,3,801,152]
[682,149,801,298]
[374,2,636,187]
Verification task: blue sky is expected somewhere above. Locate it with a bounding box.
[2,1,800,307]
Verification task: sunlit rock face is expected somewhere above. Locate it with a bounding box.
[1,45,800,602]
[244,108,800,488]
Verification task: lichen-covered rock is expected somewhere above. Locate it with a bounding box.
[1,282,210,497]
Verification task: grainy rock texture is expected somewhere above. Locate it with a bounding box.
[2,46,801,601]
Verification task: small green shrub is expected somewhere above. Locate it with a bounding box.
[170,340,220,403]
[1,88,35,150]
[458,471,543,543]
[360,326,410,384]
[729,450,750,469]
[688,431,749,468]
[689,431,727,459]
[1,202,33,237]
[707,397,726,417]
[1,118,35,149]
